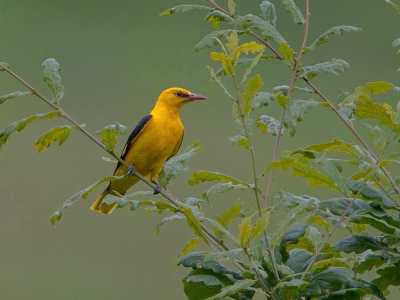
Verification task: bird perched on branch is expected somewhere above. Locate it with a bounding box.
[91,87,206,214]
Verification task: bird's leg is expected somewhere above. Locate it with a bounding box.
[151,180,162,195]
[126,165,135,176]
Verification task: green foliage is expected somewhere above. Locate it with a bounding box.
[96,121,127,151]
[0,111,62,152]
[42,58,65,106]
[306,26,363,51]
[0,91,31,104]
[2,1,400,299]
[50,175,124,223]
[297,58,350,80]
[159,141,203,188]
[33,125,77,152]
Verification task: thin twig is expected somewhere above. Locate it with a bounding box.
[0,63,237,260]
[305,79,400,198]
[244,248,272,298]
[263,0,310,208]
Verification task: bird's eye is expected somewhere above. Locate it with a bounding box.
[175,91,183,97]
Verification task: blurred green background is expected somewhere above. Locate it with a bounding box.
[0,0,399,299]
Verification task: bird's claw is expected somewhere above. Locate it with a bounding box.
[151,180,161,195]
[127,165,135,176]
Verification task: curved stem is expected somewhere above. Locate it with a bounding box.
[263,0,310,208]
[305,79,400,199]
[243,248,272,299]
[0,63,235,259]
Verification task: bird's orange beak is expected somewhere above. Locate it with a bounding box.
[186,93,206,101]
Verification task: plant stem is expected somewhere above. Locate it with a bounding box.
[0,63,234,257]
[243,248,272,299]
[231,73,281,282]
[263,0,310,208]
[302,127,393,275]
[305,79,400,199]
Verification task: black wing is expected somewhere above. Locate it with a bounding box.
[113,114,152,174]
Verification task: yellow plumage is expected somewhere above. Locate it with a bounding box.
[91,87,206,214]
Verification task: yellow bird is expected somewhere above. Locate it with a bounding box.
[91,87,206,214]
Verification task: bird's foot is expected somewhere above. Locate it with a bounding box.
[151,180,162,195]
[126,165,135,176]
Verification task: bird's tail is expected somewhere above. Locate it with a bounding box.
[90,189,118,215]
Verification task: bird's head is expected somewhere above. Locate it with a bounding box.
[156,87,206,109]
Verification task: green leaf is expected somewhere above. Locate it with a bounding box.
[174,238,202,267]
[318,287,365,300]
[363,81,393,94]
[335,233,398,254]
[285,248,313,273]
[205,217,240,247]
[252,92,276,109]
[351,212,400,236]
[159,141,202,188]
[250,212,270,243]
[234,14,285,44]
[320,156,350,196]
[238,217,252,248]
[281,0,305,24]
[241,50,264,85]
[354,94,394,129]
[363,124,386,152]
[205,10,233,30]
[354,251,386,274]
[50,175,123,223]
[210,52,234,75]
[96,121,127,151]
[284,99,320,136]
[372,264,400,291]
[206,279,255,300]
[279,222,308,263]
[306,26,363,51]
[33,125,76,152]
[159,5,213,16]
[178,252,244,280]
[276,279,308,300]
[204,249,243,263]
[157,214,186,236]
[275,93,290,106]
[0,62,10,71]
[42,58,65,105]
[227,0,236,15]
[319,198,371,216]
[228,135,249,149]
[188,170,248,186]
[259,1,276,27]
[202,182,249,201]
[182,207,210,246]
[310,257,352,274]
[348,181,397,209]
[241,74,263,114]
[267,156,339,191]
[381,0,400,13]
[297,58,349,80]
[0,111,62,150]
[299,268,353,298]
[214,200,243,239]
[256,115,282,135]
[194,30,245,52]
[182,268,225,300]
[292,138,359,158]
[0,91,31,104]
[279,42,296,68]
